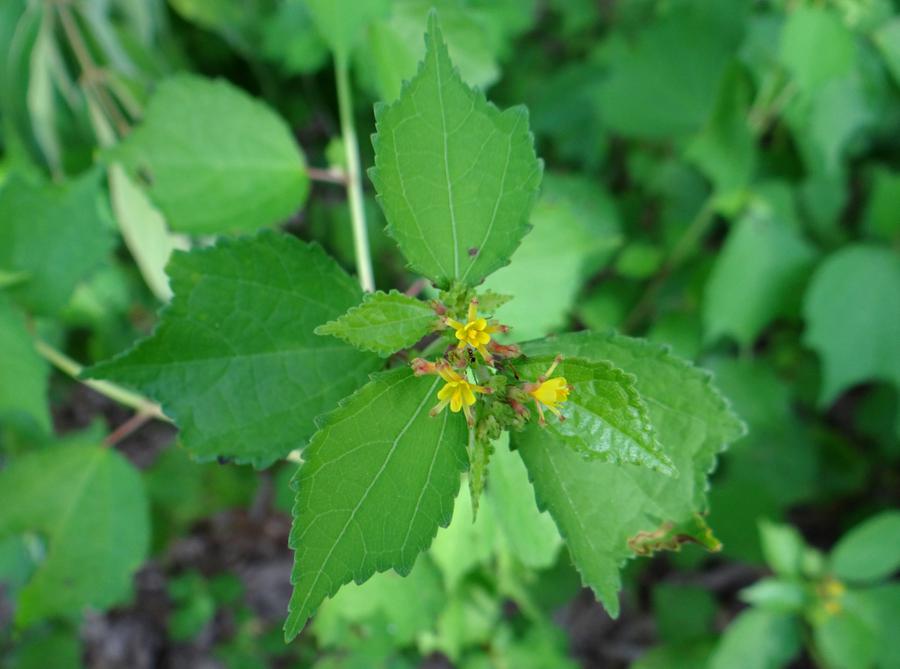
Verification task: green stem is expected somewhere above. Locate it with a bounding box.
[334,54,375,293]
[34,340,168,422]
[622,198,716,333]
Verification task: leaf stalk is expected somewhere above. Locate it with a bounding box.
[334,54,376,293]
[34,339,168,423]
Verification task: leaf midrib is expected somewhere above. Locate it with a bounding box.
[292,375,441,619]
[433,31,461,279]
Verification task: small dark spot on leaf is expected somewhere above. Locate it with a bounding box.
[137,166,155,187]
[468,247,478,257]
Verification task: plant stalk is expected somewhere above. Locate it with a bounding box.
[34,339,168,422]
[334,54,375,293]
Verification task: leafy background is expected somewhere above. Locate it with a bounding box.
[1,0,899,668]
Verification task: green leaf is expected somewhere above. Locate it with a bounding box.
[813,589,883,669]
[875,18,900,87]
[305,0,391,59]
[0,297,49,435]
[516,355,674,475]
[855,584,900,669]
[597,3,746,139]
[315,290,438,357]
[467,435,492,519]
[803,245,900,406]
[485,434,561,570]
[779,6,856,94]
[709,609,802,669]
[86,232,381,466]
[482,173,621,340]
[514,332,744,616]
[0,170,114,315]
[108,164,186,302]
[703,192,817,347]
[143,445,256,550]
[8,628,82,669]
[705,358,818,563]
[0,440,149,626]
[370,13,542,288]
[830,511,900,584]
[261,0,329,74]
[357,0,503,102]
[740,578,808,614]
[113,75,309,234]
[313,554,446,648]
[687,63,757,198]
[759,520,813,579]
[864,166,900,243]
[285,367,468,640]
[430,484,496,590]
[632,640,716,669]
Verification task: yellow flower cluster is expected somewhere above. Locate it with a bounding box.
[412,299,570,429]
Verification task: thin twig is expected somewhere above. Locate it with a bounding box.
[103,410,155,446]
[405,278,427,297]
[335,54,375,293]
[307,166,348,185]
[56,2,130,137]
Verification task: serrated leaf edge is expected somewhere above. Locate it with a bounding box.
[314,289,439,357]
[512,331,746,617]
[284,366,467,638]
[83,231,373,468]
[369,11,543,289]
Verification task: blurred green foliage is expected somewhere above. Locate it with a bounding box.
[1,0,899,667]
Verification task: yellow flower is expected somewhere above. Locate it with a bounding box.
[525,356,571,425]
[429,362,489,426]
[445,300,501,362]
[824,599,843,616]
[819,578,845,616]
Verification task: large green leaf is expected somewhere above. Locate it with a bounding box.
[779,6,855,94]
[516,355,674,474]
[315,290,438,357]
[0,297,49,435]
[285,368,468,639]
[709,609,802,669]
[86,232,382,466]
[597,2,747,140]
[0,170,114,315]
[686,64,757,198]
[803,245,900,406]
[704,192,817,347]
[113,75,308,234]
[514,333,744,616]
[0,440,149,626]
[370,13,542,288]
